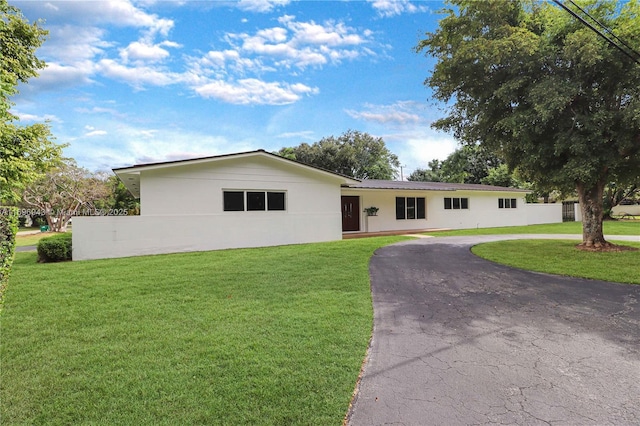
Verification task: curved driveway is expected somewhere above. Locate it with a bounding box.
[347,235,640,425]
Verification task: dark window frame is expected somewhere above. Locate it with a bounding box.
[223,190,287,212]
[396,197,426,220]
[223,191,244,211]
[498,198,517,209]
[444,197,469,210]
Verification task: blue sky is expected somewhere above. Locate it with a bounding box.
[13,0,457,177]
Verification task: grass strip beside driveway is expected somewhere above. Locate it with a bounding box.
[472,240,640,285]
[430,221,639,236]
[1,236,407,425]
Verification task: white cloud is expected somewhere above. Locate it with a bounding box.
[96,59,177,88]
[13,112,61,123]
[85,129,108,137]
[194,78,318,105]
[277,130,315,139]
[83,125,107,137]
[32,62,95,91]
[215,15,374,73]
[346,101,425,126]
[387,130,458,178]
[65,122,255,171]
[367,0,429,17]
[31,1,174,35]
[120,40,180,64]
[16,0,177,91]
[237,0,291,13]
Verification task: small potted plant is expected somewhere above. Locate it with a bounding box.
[364,206,379,216]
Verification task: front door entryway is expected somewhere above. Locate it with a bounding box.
[341,196,360,232]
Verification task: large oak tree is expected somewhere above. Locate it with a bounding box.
[416,0,640,248]
[278,130,400,180]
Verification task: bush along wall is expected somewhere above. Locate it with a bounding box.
[37,232,72,263]
[0,207,19,308]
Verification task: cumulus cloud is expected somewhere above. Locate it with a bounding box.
[237,0,291,13]
[203,15,374,75]
[194,78,318,105]
[96,59,178,88]
[367,0,429,17]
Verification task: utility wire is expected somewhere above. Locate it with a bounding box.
[566,0,640,61]
[551,0,640,65]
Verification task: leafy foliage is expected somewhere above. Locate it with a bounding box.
[0,206,17,307]
[408,144,505,184]
[22,160,110,232]
[93,174,140,215]
[0,0,62,202]
[278,130,400,179]
[36,232,71,263]
[417,0,640,246]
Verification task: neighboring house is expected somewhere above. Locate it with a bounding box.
[72,150,561,260]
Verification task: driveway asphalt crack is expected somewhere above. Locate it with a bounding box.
[347,236,640,426]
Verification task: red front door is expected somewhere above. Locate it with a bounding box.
[341,196,360,232]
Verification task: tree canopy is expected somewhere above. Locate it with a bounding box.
[278,130,400,180]
[1,0,61,203]
[408,144,506,185]
[22,160,110,232]
[416,0,640,248]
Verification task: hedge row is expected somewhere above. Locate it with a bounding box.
[0,207,19,307]
[37,232,72,263]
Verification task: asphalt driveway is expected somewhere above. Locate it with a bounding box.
[347,235,640,425]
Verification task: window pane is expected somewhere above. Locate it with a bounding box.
[417,198,426,219]
[505,198,511,208]
[453,198,461,209]
[223,191,244,211]
[407,197,416,219]
[396,197,406,219]
[267,192,286,211]
[461,198,468,209]
[511,198,517,208]
[499,198,504,209]
[247,192,266,211]
[444,198,452,210]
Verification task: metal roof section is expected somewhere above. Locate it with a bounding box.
[345,179,530,193]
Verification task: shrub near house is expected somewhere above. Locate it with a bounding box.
[37,233,72,263]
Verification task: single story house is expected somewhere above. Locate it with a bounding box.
[72,150,561,260]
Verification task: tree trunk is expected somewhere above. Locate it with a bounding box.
[576,180,609,248]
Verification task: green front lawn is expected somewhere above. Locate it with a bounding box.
[472,240,640,284]
[1,237,406,425]
[429,220,640,236]
[15,231,55,247]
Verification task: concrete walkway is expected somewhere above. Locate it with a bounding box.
[347,235,640,425]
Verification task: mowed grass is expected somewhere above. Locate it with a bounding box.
[14,231,54,247]
[472,240,640,284]
[429,220,640,236]
[1,236,407,425]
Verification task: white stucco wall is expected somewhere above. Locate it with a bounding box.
[74,155,345,260]
[72,212,341,260]
[139,155,339,217]
[524,203,563,225]
[341,189,533,232]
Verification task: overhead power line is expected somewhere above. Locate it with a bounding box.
[551,0,640,65]
[567,0,640,61]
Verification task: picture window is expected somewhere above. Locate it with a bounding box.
[224,191,286,212]
[498,198,517,209]
[396,197,426,220]
[444,197,469,210]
